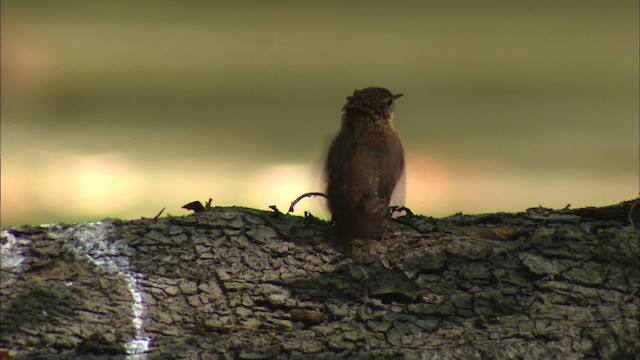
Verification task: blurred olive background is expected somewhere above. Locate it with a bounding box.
[2,0,638,226]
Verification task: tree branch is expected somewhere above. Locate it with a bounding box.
[1,200,638,359]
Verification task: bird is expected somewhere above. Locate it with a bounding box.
[324,87,405,245]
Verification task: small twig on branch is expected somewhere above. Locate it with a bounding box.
[389,206,414,217]
[153,207,166,219]
[288,192,327,214]
[269,205,282,216]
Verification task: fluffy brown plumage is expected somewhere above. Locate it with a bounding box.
[325,87,405,243]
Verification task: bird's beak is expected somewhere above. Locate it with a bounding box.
[392,93,404,100]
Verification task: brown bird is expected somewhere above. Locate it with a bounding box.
[325,87,405,244]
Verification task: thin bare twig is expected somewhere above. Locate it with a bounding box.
[389,206,414,217]
[288,192,327,213]
[153,207,166,219]
[269,205,282,215]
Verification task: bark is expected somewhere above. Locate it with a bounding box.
[1,201,638,360]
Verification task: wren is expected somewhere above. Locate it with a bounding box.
[325,87,405,244]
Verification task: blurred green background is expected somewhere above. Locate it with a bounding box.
[2,0,638,226]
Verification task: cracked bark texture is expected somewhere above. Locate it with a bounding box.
[1,201,638,360]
